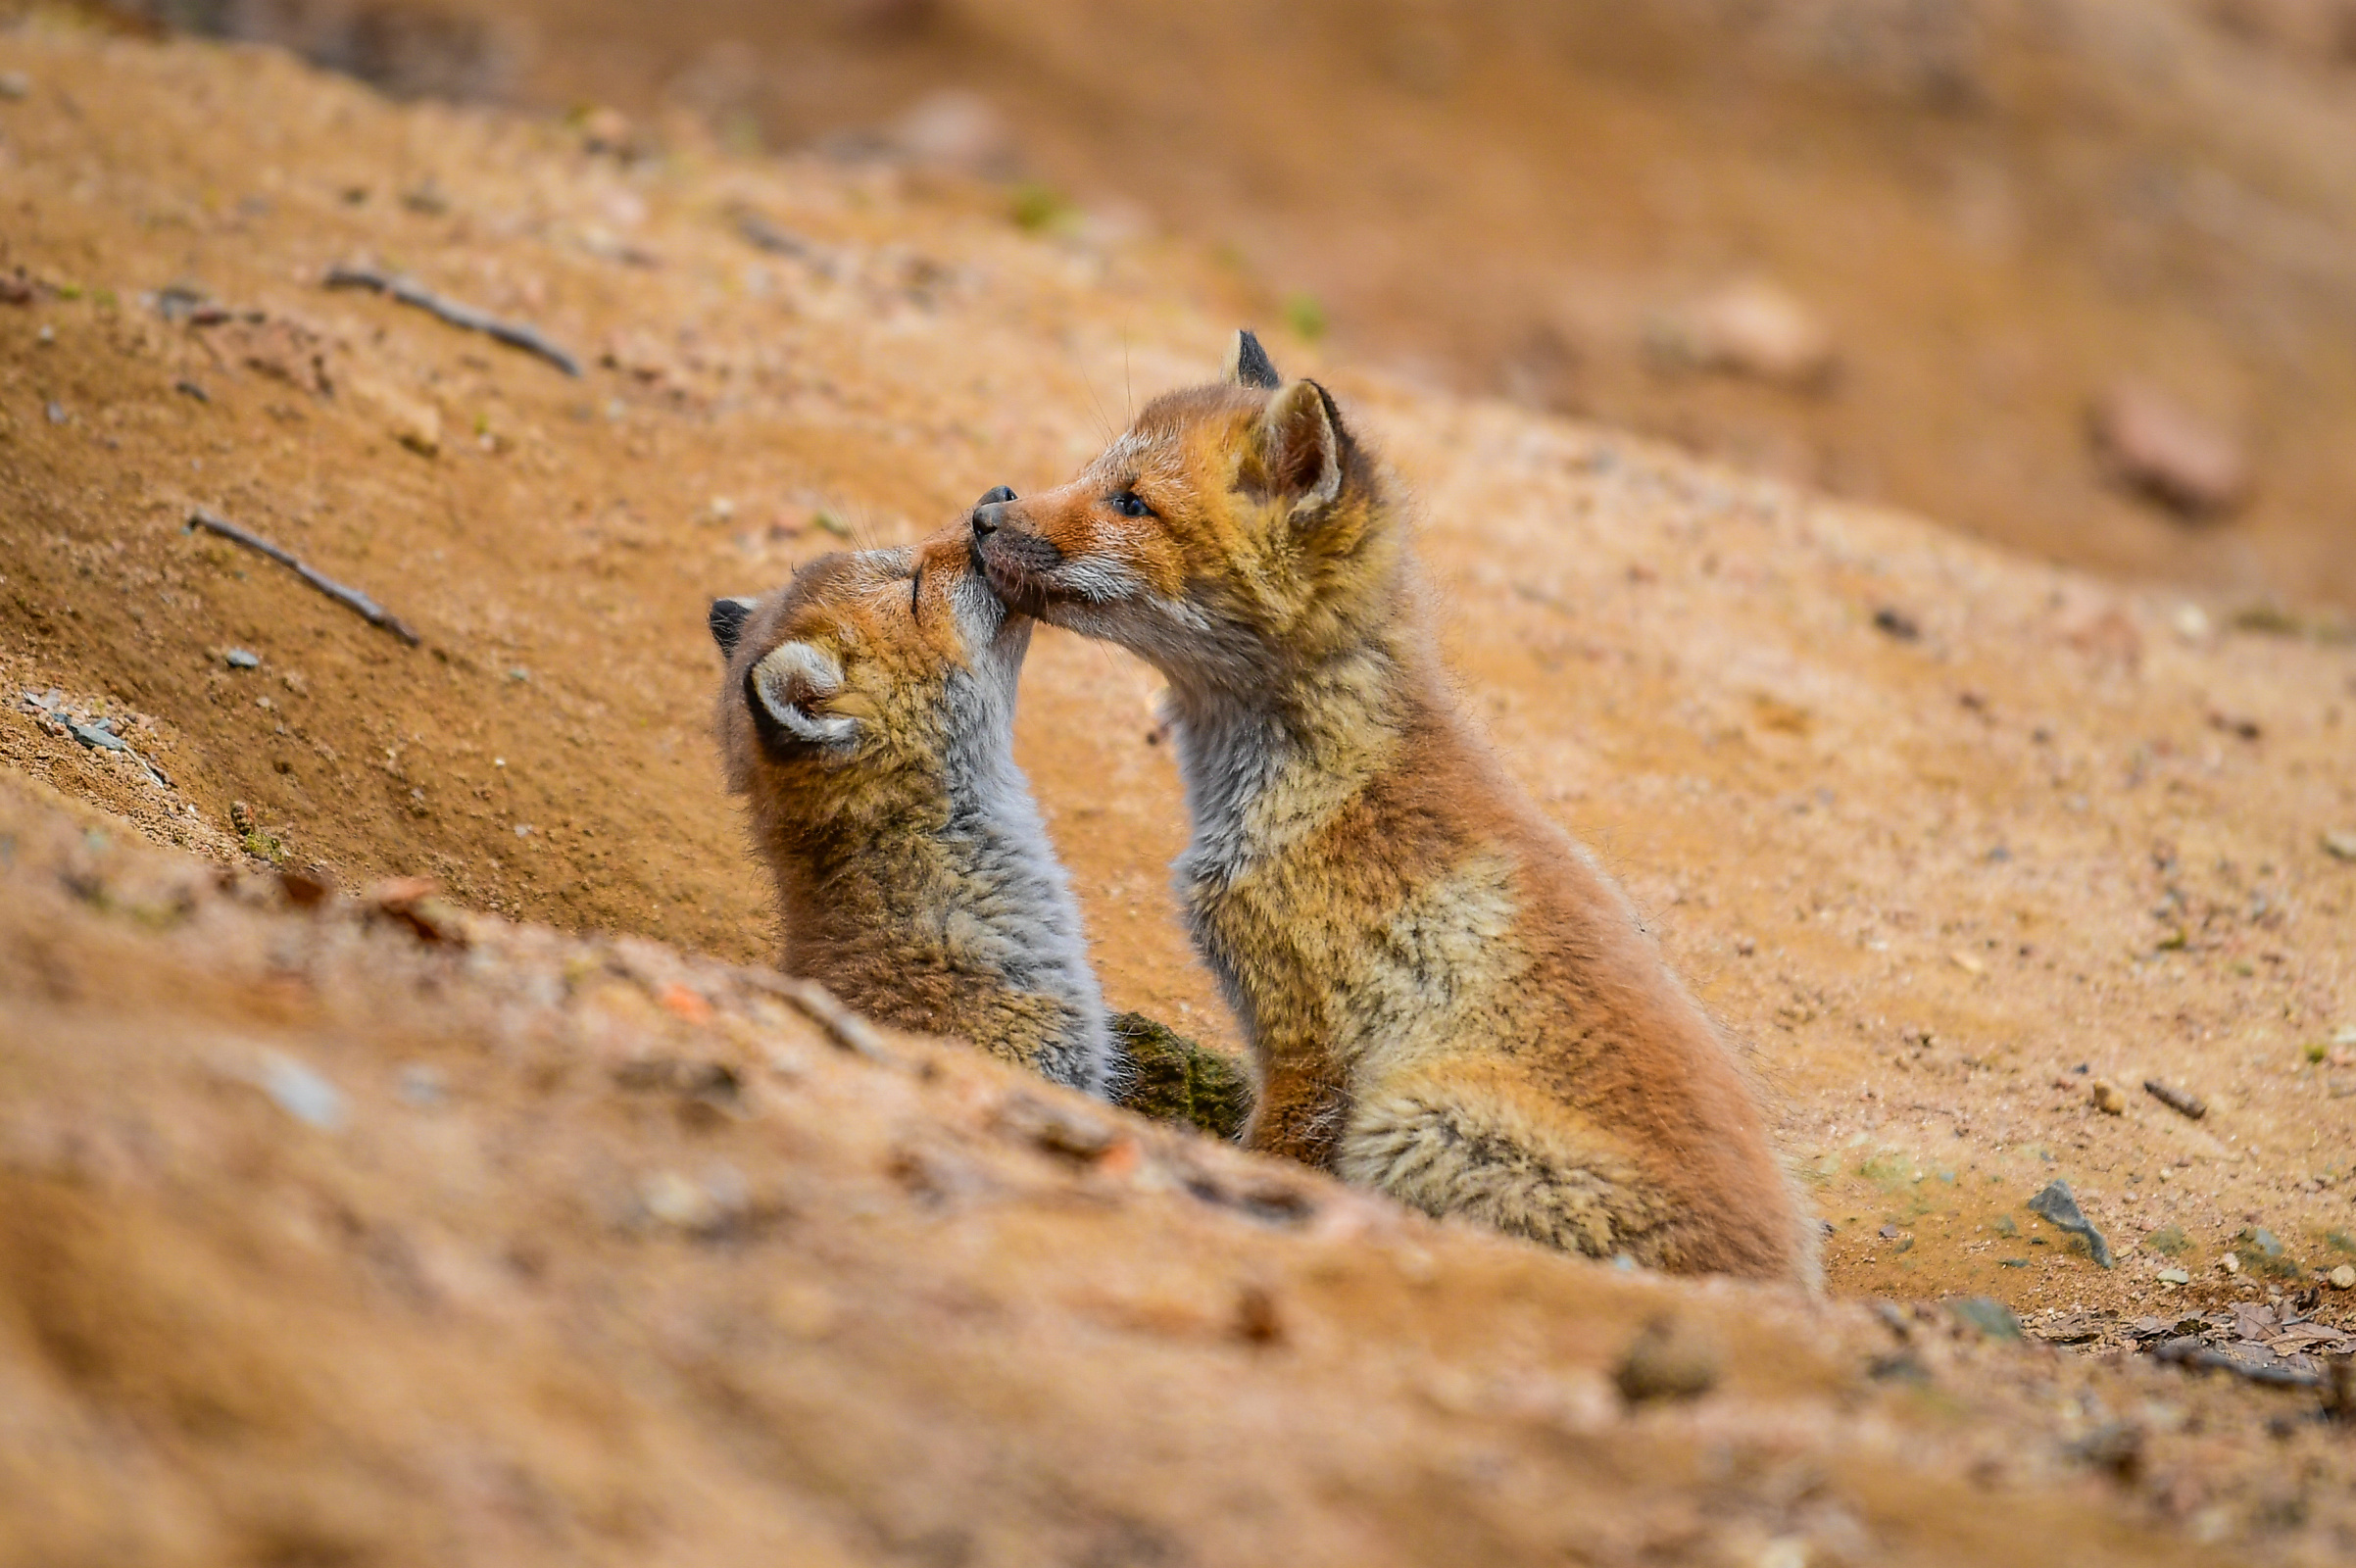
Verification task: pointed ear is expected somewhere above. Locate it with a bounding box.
[1252,379,1347,518]
[745,641,859,754]
[709,596,759,657]
[1223,328,1282,390]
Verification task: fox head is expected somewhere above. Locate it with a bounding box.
[970,330,1400,696]
[712,517,1029,828]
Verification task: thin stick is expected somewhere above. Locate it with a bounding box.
[2142,1078,2206,1120]
[323,265,582,378]
[189,508,421,646]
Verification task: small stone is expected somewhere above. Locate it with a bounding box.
[2088,381,2247,518]
[1658,279,1837,388]
[0,72,31,100]
[1948,1297,2023,1341]
[1873,606,1921,641]
[2090,1079,2126,1114]
[67,719,128,753]
[224,648,260,669]
[2027,1179,2114,1267]
[2323,830,2356,863]
[260,1052,345,1131]
[2329,1265,2355,1291]
[639,1169,723,1233]
[2220,1253,2242,1275]
[45,400,66,424]
[1614,1316,1720,1403]
[2143,1079,2206,1119]
[892,89,1017,176]
[2156,1267,2190,1285]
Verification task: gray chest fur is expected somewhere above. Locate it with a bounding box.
[938,670,1112,1093]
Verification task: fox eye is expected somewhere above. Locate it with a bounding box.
[1106,490,1153,518]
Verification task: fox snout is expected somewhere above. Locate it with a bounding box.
[969,484,1016,538]
[970,494,1066,616]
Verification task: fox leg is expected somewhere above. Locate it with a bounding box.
[1335,1060,1674,1262]
[1243,1058,1350,1170]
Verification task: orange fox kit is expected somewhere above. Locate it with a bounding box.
[712,521,1112,1094]
[973,331,1816,1281]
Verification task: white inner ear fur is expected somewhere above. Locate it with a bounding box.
[752,640,859,745]
[1260,380,1343,517]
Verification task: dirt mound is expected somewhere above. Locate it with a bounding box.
[2,19,2356,1562]
[0,725,2320,1568]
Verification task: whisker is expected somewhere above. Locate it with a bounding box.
[1073,345,1114,444]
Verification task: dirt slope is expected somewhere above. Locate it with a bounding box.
[2,19,2355,1563]
[102,0,2356,609]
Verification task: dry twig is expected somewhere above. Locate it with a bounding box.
[322,265,582,377]
[189,508,421,646]
[2142,1079,2207,1120]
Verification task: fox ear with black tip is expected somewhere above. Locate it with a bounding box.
[745,641,859,755]
[710,596,760,657]
[1223,328,1283,390]
[1252,378,1350,521]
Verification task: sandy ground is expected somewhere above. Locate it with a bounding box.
[1,18,2354,1563]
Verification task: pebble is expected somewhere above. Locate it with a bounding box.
[260,1052,345,1131]
[45,400,66,424]
[1658,279,1837,388]
[2087,380,2247,517]
[1614,1316,1720,1403]
[1948,1297,2023,1341]
[2089,1079,2125,1114]
[2331,1265,2355,1291]
[2026,1179,2113,1268]
[224,649,261,669]
[2157,1267,2191,1285]
[0,72,30,100]
[2324,830,2356,863]
[68,718,128,753]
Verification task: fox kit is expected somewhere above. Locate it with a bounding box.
[971,332,1816,1281]
[712,518,1113,1094]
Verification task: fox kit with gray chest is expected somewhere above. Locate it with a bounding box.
[711,524,1112,1094]
[972,332,1816,1282]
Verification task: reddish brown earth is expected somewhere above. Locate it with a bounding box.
[2,18,2355,1565]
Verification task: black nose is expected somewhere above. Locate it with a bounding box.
[971,484,1015,537]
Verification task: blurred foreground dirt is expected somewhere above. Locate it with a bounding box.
[1,20,2355,1564]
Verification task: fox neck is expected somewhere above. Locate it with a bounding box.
[1163,612,1430,890]
[766,729,1101,1019]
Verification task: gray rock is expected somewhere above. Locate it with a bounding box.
[68,719,128,753]
[1949,1297,2024,1341]
[2027,1180,2113,1267]
[225,649,261,668]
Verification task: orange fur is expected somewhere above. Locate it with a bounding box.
[972,340,1817,1282]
